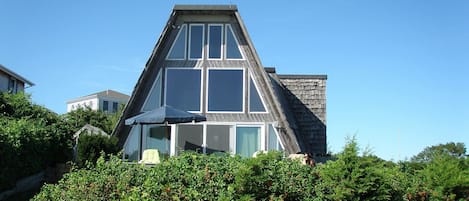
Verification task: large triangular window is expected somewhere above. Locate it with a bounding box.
[167,24,187,60]
[249,75,267,113]
[225,24,243,59]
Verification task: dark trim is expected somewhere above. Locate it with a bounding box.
[174,5,237,11]
[264,67,276,73]
[278,74,328,80]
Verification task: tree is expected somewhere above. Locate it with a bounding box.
[411,142,466,163]
[63,107,114,134]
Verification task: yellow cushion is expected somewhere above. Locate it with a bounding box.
[139,149,160,164]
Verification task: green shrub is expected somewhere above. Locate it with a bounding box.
[76,133,119,167]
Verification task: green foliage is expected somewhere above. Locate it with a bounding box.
[76,133,119,167]
[0,92,73,191]
[411,142,466,163]
[63,107,114,134]
[315,137,406,200]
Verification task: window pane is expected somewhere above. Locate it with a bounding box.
[226,25,243,59]
[112,102,118,112]
[209,25,222,59]
[177,125,203,154]
[103,101,109,111]
[249,77,266,112]
[166,69,201,111]
[206,125,231,154]
[167,25,186,59]
[236,126,260,157]
[145,125,171,159]
[124,126,140,161]
[208,69,243,112]
[268,124,282,151]
[142,71,162,111]
[189,25,204,59]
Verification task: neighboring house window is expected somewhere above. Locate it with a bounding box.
[112,102,118,112]
[249,76,267,112]
[225,24,243,59]
[189,24,204,59]
[103,100,109,112]
[236,126,261,157]
[142,70,162,111]
[8,78,17,93]
[207,69,244,112]
[165,68,202,112]
[208,24,223,59]
[167,24,187,60]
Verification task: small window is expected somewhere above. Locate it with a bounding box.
[236,126,261,157]
[268,124,283,151]
[208,24,223,59]
[225,24,243,59]
[167,24,187,60]
[142,70,162,111]
[112,102,118,112]
[8,78,17,93]
[103,100,109,112]
[207,69,244,112]
[165,68,202,112]
[249,76,267,112]
[189,24,204,59]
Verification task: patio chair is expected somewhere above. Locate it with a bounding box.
[139,149,161,164]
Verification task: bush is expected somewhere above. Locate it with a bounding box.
[76,133,119,167]
[0,92,73,191]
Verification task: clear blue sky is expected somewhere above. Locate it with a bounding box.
[1,0,468,161]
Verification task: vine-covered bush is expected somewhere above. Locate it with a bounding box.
[0,92,73,191]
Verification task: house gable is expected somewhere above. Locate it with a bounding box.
[115,5,326,158]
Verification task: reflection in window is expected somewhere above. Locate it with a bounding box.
[124,126,140,161]
[145,125,171,159]
[226,25,243,59]
[142,71,162,111]
[268,124,283,151]
[209,25,223,59]
[208,69,244,112]
[165,68,201,112]
[189,24,204,59]
[249,77,266,112]
[236,126,260,157]
[167,24,187,60]
[177,125,203,155]
[206,125,232,154]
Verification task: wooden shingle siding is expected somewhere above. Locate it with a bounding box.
[278,76,327,154]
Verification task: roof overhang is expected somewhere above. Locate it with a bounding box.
[0,64,35,87]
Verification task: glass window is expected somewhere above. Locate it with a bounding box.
[236,126,261,157]
[225,25,243,59]
[124,126,140,161]
[167,24,187,60]
[249,77,266,112]
[145,125,171,159]
[112,102,118,112]
[165,68,201,112]
[206,125,231,154]
[103,100,109,111]
[208,25,223,59]
[207,69,244,112]
[142,71,162,111]
[268,124,283,151]
[189,24,204,59]
[176,125,203,154]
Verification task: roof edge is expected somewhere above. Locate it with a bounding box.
[0,64,35,86]
[173,4,237,11]
[278,74,328,79]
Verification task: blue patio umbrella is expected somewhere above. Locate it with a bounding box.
[125,105,206,125]
[124,105,206,160]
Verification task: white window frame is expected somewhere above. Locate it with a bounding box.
[208,24,223,60]
[224,24,245,60]
[206,67,245,114]
[188,24,205,60]
[141,69,162,111]
[166,24,187,60]
[268,123,285,151]
[248,71,269,114]
[164,67,203,113]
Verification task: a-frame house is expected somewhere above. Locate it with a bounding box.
[114,5,327,161]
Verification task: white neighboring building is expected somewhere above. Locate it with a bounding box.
[67,90,130,113]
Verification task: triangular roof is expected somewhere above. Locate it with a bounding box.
[113,5,310,154]
[67,89,130,103]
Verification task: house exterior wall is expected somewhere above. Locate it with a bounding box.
[0,70,8,92]
[67,97,99,112]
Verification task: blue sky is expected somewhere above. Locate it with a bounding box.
[1,0,468,161]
